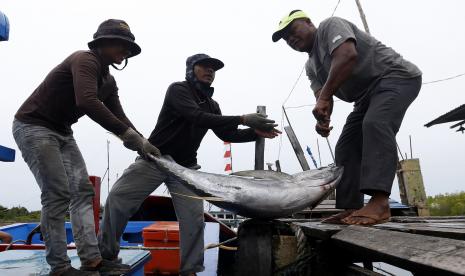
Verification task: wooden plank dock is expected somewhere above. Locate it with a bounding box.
[292,216,465,275]
[292,200,416,219]
[234,216,465,275]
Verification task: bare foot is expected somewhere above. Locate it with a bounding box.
[321,209,356,224]
[342,193,391,226]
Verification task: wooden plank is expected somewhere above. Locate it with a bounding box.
[296,208,343,214]
[293,221,345,240]
[284,126,310,171]
[277,218,320,223]
[254,106,266,170]
[374,221,465,241]
[343,265,383,276]
[391,216,465,223]
[235,219,273,276]
[396,159,430,216]
[332,225,465,275]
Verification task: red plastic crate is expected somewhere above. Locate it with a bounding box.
[142,222,180,275]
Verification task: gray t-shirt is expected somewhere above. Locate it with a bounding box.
[305,17,421,102]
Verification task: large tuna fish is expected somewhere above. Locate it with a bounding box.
[148,155,343,219]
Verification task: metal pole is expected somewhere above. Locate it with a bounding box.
[355,0,370,34]
[284,126,311,171]
[325,137,335,163]
[396,142,405,161]
[275,160,282,172]
[409,135,413,159]
[255,106,266,170]
[282,106,293,129]
[106,140,110,195]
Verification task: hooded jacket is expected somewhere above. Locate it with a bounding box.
[148,81,257,167]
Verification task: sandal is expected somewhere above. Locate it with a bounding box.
[321,209,356,224]
[342,213,390,226]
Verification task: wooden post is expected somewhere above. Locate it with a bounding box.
[396,159,430,216]
[255,106,266,170]
[284,126,310,171]
[235,219,273,276]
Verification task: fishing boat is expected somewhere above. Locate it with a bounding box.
[0,174,237,275]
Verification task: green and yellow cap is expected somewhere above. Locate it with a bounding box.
[272,10,309,42]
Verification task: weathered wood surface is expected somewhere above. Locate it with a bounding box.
[293,221,345,240]
[254,106,266,170]
[295,216,465,241]
[396,159,430,216]
[235,216,465,275]
[332,225,465,275]
[293,200,343,218]
[374,221,465,240]
[235,219,273,276]
[391,216,465,223]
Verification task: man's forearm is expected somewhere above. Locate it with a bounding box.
[319,42,358,101]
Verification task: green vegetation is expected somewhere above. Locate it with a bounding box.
[427,192,465,216]
[0,205,41,222]
[0,204,104,224]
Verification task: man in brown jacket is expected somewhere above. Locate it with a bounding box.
[13,19,159,276]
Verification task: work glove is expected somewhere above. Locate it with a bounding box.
[120,128,161,157]
[241,113,277,131]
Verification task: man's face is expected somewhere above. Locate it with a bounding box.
[283,19,315,52]
[100,39,131,64]
[194,63,215,85]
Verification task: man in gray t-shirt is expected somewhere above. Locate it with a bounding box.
[273,10,422,225]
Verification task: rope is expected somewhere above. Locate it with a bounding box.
[422,72,465,85]
[204,237,237,250]
[284,99,343,110]
[120,237,238,251]
[277,66,305,161]
[331,0,342,17]
[277,108,285,160]
[168,191,224,202]
[282,66,306,107]
[5,240,27,250]
[274,224,313,275]
[120,246,179,250]
[217,245,237,251]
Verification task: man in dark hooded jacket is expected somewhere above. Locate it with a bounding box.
[98,53,280,275]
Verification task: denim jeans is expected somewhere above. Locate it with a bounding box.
[98,156,205,275]
[12,119,102,274]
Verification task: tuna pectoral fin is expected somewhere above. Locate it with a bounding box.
[232,170,293,180]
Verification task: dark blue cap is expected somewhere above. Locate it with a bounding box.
[186,54,224,71]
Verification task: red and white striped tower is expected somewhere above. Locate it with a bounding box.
[223,141,232,174]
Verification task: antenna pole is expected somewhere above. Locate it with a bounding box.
[107,140,110,195]
[355,0,370,34]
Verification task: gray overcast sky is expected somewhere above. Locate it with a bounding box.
[1,0,464,211]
